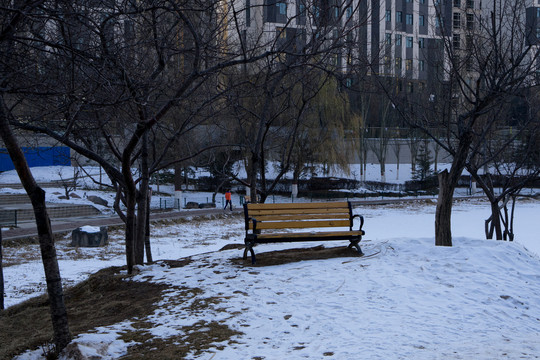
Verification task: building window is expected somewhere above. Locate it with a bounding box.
[419,37,425,48]
[396,11,402,23]
[406,14,413,25]
[453,12,461,29]
[405,59,412,71]
[419,60,425,71]
[396,34,402,46]
[386,10,391,22]
[467,13,474,30]
[346,78,352,87]
[406,36,413,48]
[386,33,392,45]
[297,2,306,25]
[467,0,474,8]
[537,8,540,17]
[346,7,352,19]
[396,57,402,69]
[453,33,461,48]
[279,2,286,15]
[466,35,473,50]
[407,82,413,93]
[419,15,425,26]
[453,0,461,7]
[536,27,540,39]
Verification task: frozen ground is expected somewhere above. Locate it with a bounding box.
[2,165,540,359]
[3,197,540,359]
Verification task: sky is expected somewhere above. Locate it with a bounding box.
[2,165,540,359]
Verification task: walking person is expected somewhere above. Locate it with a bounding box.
[224,189,233,211]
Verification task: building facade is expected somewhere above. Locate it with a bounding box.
[230,0,491,90]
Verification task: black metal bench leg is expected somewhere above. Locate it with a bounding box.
[243,243,256,264]
[348,239,364,256]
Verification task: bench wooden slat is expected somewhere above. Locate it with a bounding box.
[249,214,350,222]
[246,202,349,210]
[254,230,365,240]
[248,208,350,216]
[250,219,351,230]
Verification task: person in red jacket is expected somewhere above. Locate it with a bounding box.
[224,189,233,211]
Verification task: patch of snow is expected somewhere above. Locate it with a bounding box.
[79,225,101,233]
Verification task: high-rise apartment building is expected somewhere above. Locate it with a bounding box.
[233,0,487,90]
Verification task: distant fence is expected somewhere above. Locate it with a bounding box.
[0,210,18,227]
[159,198,181,210]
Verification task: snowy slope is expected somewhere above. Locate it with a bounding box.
[6,199,540,360]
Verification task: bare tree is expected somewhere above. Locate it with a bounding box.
[467,97,540,240]
[0,0,71,352]
[6,0,289,273]
[376,0,540,246]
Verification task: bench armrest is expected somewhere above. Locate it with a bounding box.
[352,214,365,233]
[245,217,258,236]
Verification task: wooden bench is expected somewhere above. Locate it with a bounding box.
[243,201,365,263]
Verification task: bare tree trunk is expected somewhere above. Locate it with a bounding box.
[0,228,4,310]
[135,133,149,264]
[145,189,153,263]
[489,201,503,240]
[121,157,137,274]
[249,153,259,203]
[0,111,71,351]
[435,170,454,246]
[435,132,471,246]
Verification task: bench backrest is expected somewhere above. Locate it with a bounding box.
[244,201,353,231]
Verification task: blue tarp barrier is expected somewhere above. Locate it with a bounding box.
[0,146,71,171]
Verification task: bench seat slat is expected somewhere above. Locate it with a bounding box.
[249,213,350,222]
[252,219,351,230]
[251,230,364,240]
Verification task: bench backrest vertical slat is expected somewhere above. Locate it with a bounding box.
[347,201,354,231]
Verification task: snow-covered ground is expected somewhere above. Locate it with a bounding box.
[2,165,540,359]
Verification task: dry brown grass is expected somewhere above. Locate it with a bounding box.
[1,244,362,360]
[0,266,168,360]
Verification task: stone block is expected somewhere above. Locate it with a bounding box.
[71,226,108,247]
[199,203,216,209]
[87,195,108,207]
